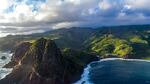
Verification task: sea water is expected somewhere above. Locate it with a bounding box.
[0,51,12,79]
[74,58,150,84]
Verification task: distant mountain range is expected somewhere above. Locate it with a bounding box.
[1,25,150,59]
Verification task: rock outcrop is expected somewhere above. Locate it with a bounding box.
[4,42,32,68]
[0,38,98,84]
[1,56,6,60]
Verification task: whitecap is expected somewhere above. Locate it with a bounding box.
[73,63,94,84]
[0,51,12,80]
[73,58,150,84]
[99,58,150,63]
[0,68,12,79]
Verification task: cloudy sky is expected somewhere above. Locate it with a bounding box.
[0,0,150,36]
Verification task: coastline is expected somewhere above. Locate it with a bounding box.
[0,51,12,80]
[73,57,150,84]
[2,49,150,84]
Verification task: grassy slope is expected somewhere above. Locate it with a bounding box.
[0,27,95,51]
[1,25,150,59]
[87,25,150,59]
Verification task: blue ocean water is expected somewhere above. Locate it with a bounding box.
[74,58,150,84]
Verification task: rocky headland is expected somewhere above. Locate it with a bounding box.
[0,38,98,84]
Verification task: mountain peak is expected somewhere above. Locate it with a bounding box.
[1,38,65,84]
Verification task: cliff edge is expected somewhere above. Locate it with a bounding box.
[0,38,98,84]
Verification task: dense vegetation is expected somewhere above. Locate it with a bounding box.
[0,27,95,51]
[1,25,150,59]
[1,38,98,84]
[88,35,133,58]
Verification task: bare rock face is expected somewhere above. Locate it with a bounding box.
[4,42,32,68]
[0,38,66,84]
[0,38,98,84]
[1,56,6,60]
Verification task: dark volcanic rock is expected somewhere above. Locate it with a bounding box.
[4,42,32,68]
[0,38,98,84]
[62,48,99,82]
[0,38,65,84]
[1,56,6,60]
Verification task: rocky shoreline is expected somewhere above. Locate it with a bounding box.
[0,38,98,84]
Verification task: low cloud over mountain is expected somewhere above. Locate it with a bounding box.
[0,0,150,36]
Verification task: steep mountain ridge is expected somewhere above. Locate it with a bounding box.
[1,38,98,84]
[88,25,150,58]
[0,27,95,51]
[0,38,66,84]
[1,25,150,58]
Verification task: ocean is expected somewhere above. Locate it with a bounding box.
[74,58,150,84]
[0,51,12,79]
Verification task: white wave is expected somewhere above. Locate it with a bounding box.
[73,58,150,84]
[73,63,93,84]
[0,52,12,68]
[0,68,12,80]
[0,51,12,80]
[99,58,150,63]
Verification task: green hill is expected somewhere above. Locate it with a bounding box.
[1,25,150,59]
[0,27,95,51]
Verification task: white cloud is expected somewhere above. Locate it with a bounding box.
[99,0,111,10]
[0,0,12,12]
[126,0,150,9]
[0,0,150,36]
